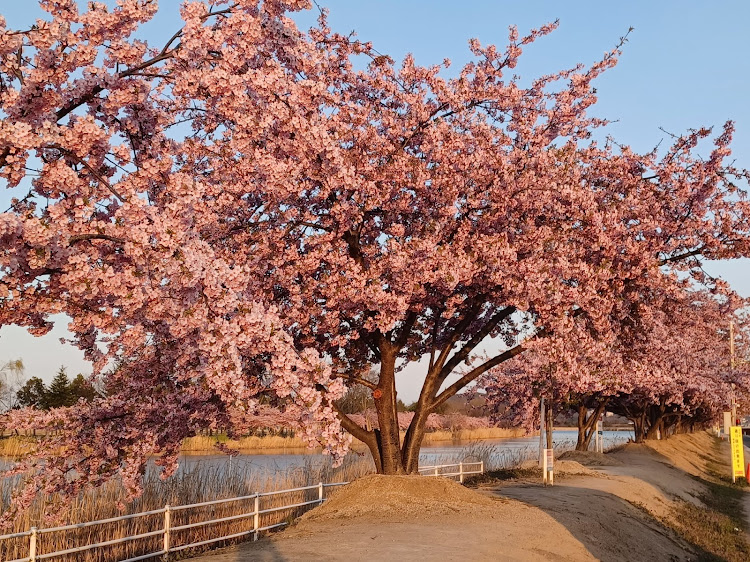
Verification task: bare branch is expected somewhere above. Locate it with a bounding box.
[68,234,125,247]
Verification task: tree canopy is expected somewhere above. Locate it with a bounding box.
[0,0,748,522]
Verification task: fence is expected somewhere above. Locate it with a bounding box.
[1,462,484,562]
[417,461,484,483]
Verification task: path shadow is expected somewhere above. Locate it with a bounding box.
[181,533,289,562]
[494,484,690,562]
[488,438,744,562]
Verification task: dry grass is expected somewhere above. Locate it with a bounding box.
[0,436,37,459]
[420,428,526,443]
[181,434,312,452]
[181,427,528,453]
[0,454,373,562]
[666,437,750,562]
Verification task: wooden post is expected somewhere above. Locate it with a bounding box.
[459,462,464,484]
[318,482,324,503]
[434,467,439,477]
[253,493,260,541]
[29,527,37,562]
[163,504,171,555]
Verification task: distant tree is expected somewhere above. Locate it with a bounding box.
[0,359,25,411]
[335,384,372,414]
[45,368,72,409]
[69,374,97,403]
[16,377,47,410]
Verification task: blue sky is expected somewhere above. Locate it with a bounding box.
[1,1,748,398]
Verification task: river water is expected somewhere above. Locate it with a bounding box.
[171,429,633,477]
[0,430,633,480]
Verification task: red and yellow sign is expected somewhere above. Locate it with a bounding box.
[730,426,745,478]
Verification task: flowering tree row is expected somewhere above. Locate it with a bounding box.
[0,0,749,523]
[479,287,750,448]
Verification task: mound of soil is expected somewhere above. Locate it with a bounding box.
[558,450,624,466]
[298,474,499,523]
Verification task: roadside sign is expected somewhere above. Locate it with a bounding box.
[542,448,554,486]
[730,426,745,481]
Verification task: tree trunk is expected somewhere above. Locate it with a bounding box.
[369,343,406,474]
[645,402,666,440]
[629,411,647,443]
[575,400,607,451]
[545,404,554,449]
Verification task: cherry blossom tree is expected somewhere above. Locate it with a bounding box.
[482,287,748,447]
[1,1,749,520]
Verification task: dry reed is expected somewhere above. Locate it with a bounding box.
[0,453,373,562]
[421,427,526,443]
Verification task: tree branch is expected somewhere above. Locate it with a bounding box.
[431,301,482,375]
[658,246,705,265]
[335,373,377,391]
[330,402,374,445]
[68,234,125,247]
[437,306,516,383]
[430,340,525,411]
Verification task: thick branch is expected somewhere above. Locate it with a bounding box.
[336,373,377,391]
[395,310,418,348]
[430,339,525,411]
[330,402,374,445]
[431,301,482,375]
[437,306,516,383]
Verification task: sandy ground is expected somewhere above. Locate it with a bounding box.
[187,432,738,562]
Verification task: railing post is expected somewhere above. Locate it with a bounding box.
[459,462,464,483]
[434,467,439,477]
[29,527,37,562]
[163,504,171,556]
[253,493,260,541]
[318,482,324,503]
[480,461,484,474]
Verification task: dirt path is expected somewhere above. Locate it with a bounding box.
[187,432,743,561]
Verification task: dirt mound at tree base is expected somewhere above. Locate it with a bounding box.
[558,450,624,466]
[297,474,499,524]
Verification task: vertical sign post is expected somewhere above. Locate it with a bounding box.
[539,396,546,467]
[730,426,745,484]
[596,417,604,453]
[723,412,732,440]
[544,448,554,486]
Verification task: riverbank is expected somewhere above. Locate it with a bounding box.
[179,427,529,453]
[0,427,530,458]
[188,431,749,561]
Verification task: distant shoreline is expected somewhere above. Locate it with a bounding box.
[0,426,634,458]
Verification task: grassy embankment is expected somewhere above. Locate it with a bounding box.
[669,436,749,562]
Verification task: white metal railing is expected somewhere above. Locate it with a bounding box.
[0,462,483,562]
[417,460,484,483]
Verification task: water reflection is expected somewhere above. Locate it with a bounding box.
[165,429,633,478]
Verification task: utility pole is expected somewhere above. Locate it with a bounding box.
[729,320,737,425]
